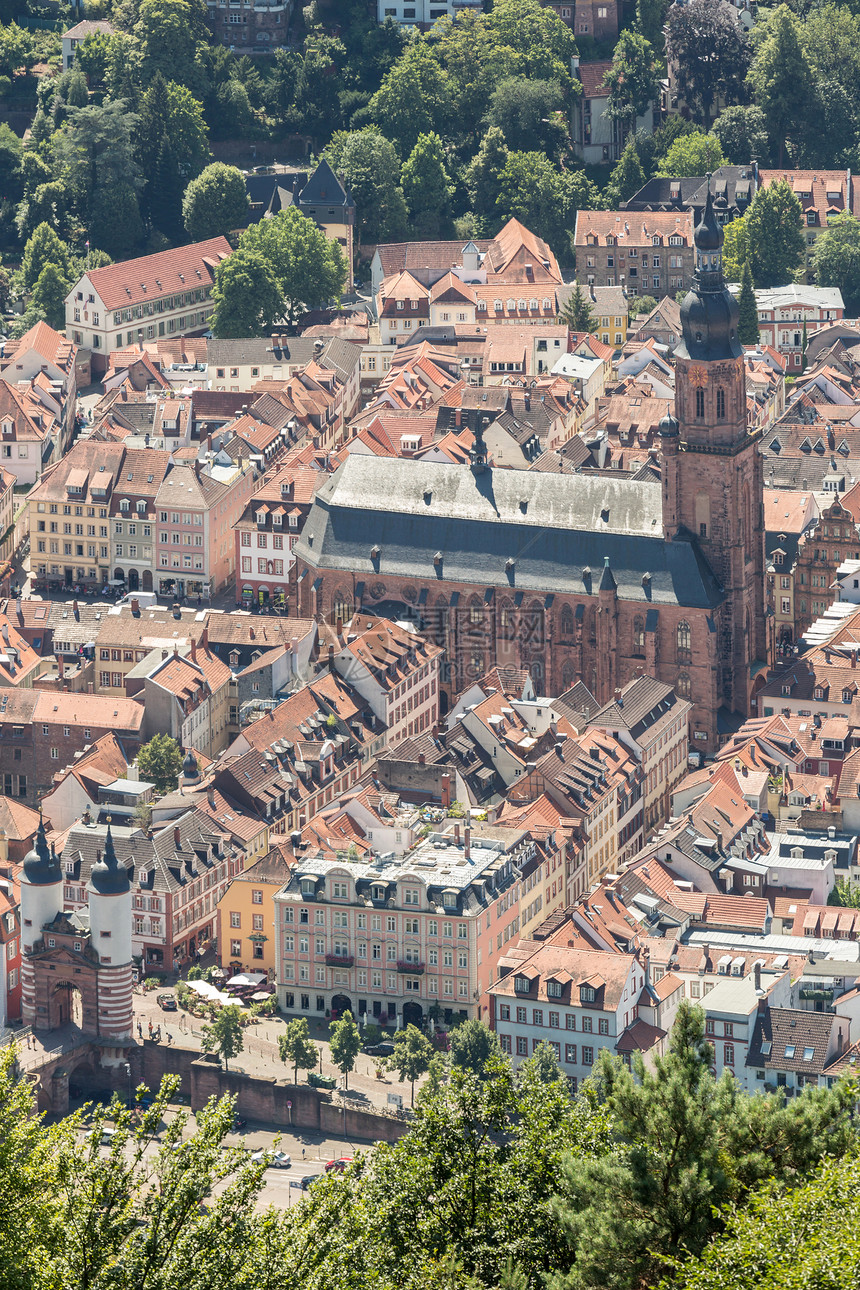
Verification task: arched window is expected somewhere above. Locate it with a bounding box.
[560,604,575,638]
[527,600,545,648]
[695,388,705,418]
[433,596,448,647]
[633,615,645,657]
[332,591,353,625]
[677,672,691,698]
[468,594,483,631]
[561,660,577,691]
[677,620,691,661]
[716,387,726,419]
[499,598,515,638]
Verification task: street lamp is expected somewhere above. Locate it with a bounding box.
[124,1062,132,1110]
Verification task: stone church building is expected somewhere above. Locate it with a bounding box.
[291,189,766,754]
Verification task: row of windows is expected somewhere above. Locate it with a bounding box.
[500,1035,596,1065]
[498,1003,609,1033]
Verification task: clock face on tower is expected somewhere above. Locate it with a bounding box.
[688,365,709,388]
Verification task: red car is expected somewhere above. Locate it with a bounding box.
[324,1157,353,1173]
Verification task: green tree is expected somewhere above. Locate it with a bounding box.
[21,222,72,291]
[388,1023,435,1106]
[282,1050,610,1286]
[0,24,34,80]
[737,258,759,344]
[237,206,347,327]
[137,732,184,794]
[604,137,646,207]
[74,29,113,87]
[636,0,671,47]
[132,0,205,92]
[64,68,89,109]
[747,4,816,164]
[669,1155,860,1290]
[712,104,769,165]
[484,77,566,159]
[326,129,408,244]
[52,100,144,257]
[721,212,749,281]
[666,0,750,131]
[136,73,209,241]
[482,0,578,86]
[278,1017,319,1084]
[746,178,805,287]
[657,131,725,177]
[210,248,282,338]
[30,262,71,331]
[182,162,249,241]
[559,283,598,333]
[627,294,658,319]
[329,1009,361,1090]
[828,876,860,907]
[811,210,860,314]
[449,1019,503,1079]
[201,1003,244,1071]
[603,32,659,139]
[369,39,453,157]
[464,126,509,232]
[401,131,452,238]
[496,152,597,257]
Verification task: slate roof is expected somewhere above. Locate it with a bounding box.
[747,1005,841,1074]
[295,455,723,609]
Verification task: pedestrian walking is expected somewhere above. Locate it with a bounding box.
[166,1031,173,1046]
[137,1020,143,1039]
[148,1019,153,1039]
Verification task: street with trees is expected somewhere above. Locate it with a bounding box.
[278,1017,319,1084]
[201,1003,244,1071]
[329,1010,361,1090]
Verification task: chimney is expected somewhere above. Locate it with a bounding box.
[173,826,181,849]
[754,961,762,993]
[441,772,452,810]
[464,825,471,860]
[190,637,197,662]
[249,627,255,640]
[418,752,425,765]
[57,655,64,680]
[208,788,215,808]
[73,599,79,617]
[852,652,857,670]
[454,822,460,845]
[130,597,139,615]
[201,625,208,648]
[328,643,334,667]
[336,616,343,639]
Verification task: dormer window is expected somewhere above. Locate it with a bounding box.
[404,888,419,905]
[301,879,315,896]
[442,891,456,908]
[844,689,853,703]
[814,687,824,700]
[120,499,129,512]
[580,984,596,1003]
[136,500,146,513]
[272,512,282,526]
[547,979,562,998]
[372,884,385,900]
[514,974,531,994]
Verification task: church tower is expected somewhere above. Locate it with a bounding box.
[661,180,766,721]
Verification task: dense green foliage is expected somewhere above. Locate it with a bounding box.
[137,733,184,794]
[0,1003,856,1290]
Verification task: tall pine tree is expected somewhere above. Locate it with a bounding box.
[559,283,598,334]
[737,258,759,346]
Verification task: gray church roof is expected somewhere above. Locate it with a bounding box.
[294,456,723,609]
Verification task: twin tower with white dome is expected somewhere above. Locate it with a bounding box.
[20,818,134,1042]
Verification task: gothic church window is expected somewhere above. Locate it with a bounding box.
[695,389,705,418]
[716,387,725,419]
[677,620,691,661]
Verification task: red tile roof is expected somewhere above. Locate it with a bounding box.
[82,237,231,311]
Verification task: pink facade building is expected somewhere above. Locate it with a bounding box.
[154,459,257,600]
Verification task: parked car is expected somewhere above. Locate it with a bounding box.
[100,1127,117,1146]
[251,1150,291,1169]
[363,1042,394,1057]
[300,1174,322,1190]
[231,1117,247,1132]
[157,994,177,1011]
[324,1156,353,1173]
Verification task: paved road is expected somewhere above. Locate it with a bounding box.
[91,1108,366,1209]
